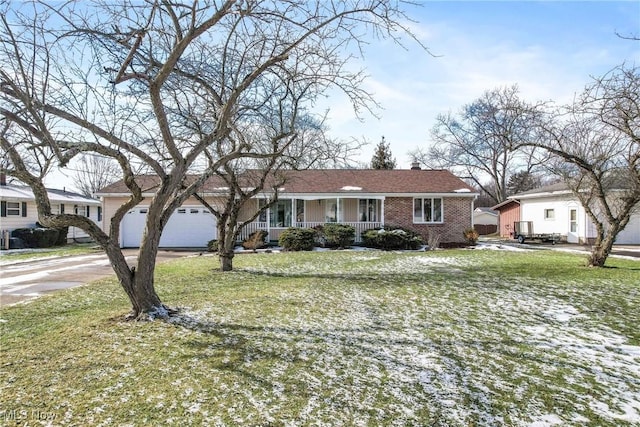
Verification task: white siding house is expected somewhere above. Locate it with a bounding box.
[512,184,640,245]
[0,182,102,244]
[473,207,498,226]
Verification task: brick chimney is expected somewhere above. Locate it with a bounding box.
[410,161,421,170]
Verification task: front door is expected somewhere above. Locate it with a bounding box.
[568,208,579,243]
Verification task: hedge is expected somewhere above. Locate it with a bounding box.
[11,227,66,248]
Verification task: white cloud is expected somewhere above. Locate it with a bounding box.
[320,2,638,168]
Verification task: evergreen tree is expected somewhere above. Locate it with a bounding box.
[506,170,541,195]
[371,136,396,169]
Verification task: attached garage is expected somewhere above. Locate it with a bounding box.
[615,214,640,244]
[121,206,216,248]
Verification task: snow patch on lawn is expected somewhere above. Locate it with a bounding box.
[528,414,564,426]
[518,298,640,424]
[241,252,477,277]
[149,253,640,425]
[474,242,531,252]
[215,252,639,424]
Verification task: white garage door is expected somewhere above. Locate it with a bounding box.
[121,206,217,248]
[615,213,640,245]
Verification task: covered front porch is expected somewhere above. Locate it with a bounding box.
[239,196,385,243]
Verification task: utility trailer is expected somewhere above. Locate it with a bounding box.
[513,221,561,244]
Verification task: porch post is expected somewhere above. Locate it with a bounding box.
[337,198,341,222]
[266,202,271,236]
[380,197,385,225]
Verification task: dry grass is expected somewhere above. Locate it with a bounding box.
[1,248,639,426]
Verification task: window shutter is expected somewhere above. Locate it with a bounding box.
[86,206,90,217]
[22,202,27,217]
[1,201,6,217]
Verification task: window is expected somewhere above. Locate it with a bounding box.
[414,198,443,223]
[324,198,343,223]
[6,202,20,216]
[359,199,379,222]
[544,209,555,220]
[177,208,186,214]
[97,206,103,222]
[75,205,90,217]
[1,201,26,217]
[570,209,577,233]
[190,209,199,214]
[296,199,305,222]
[270,200,292,227]
[258,199,268,222]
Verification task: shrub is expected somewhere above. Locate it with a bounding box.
[11,227,60,248]
[207,239,218,252]
[36,222,68,246]
[312,225,327,247]
[321,223,355,249]
[361,226,423,250]
[278,227,315,251]
[463,228,480,246]
[11,228,36,248]
[55,227,69,246]
[242,230,269,251]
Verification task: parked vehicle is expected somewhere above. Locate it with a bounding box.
[513,221,561,244]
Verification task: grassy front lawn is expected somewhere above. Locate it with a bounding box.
[1,249,639,426]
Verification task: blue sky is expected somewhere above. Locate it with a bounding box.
[41,1,639,189]
[321,0,640,168]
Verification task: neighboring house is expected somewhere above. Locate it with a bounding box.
[492,199,521,238]
[495,183,640,244]
[96,168,478,248]
[0,178,102,244]
[473,207,498,235]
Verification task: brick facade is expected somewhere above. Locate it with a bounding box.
[384,197,473,244]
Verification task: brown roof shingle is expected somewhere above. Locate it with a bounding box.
[97,169,476,195]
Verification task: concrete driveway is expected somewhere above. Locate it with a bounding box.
[0,249,200,306]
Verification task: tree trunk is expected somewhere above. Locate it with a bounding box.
[217,221,237,272]
[127,246,167,320]
[104,227,171,321]
[219,251,234,272]
[587,231,615,268]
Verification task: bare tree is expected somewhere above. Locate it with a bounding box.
[0,1,423,319]
[410,85,548,204]
[199,111,352,272]
[71,154,120,197]
[532,64,640,267]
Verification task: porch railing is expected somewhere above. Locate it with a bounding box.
[238,221,268,241]
[237,221,382,243]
